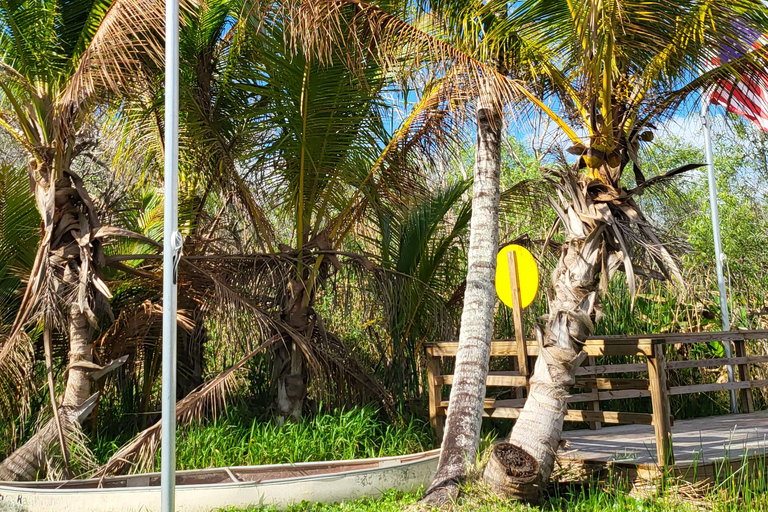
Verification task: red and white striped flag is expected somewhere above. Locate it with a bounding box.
[709,23,768,132]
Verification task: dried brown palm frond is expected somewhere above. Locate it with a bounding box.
[63,0,200,107]
[96,300,193,358]
[43,415,98,481]
[0,329,34,440]
[93,338,277,477]
[0,395,99,481]
[0,239,63,426]
[542,164,693,304]
[188,254,393,410]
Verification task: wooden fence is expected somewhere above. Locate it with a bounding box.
[425,330,768,466]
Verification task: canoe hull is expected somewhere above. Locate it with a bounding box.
[0,451,439,512]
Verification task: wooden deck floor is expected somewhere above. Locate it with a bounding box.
[558,410,768,469]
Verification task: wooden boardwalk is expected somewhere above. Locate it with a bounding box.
[557,410,768,481]
[425,330,768,480]
[560,410,768,465]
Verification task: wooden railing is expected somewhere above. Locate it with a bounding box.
[425,330,768,466]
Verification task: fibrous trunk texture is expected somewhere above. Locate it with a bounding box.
[483,442,539,502]
[63,304,95,407]
[422,91,502,506]
[273,273,311,423]
[489,175,605,498]
[0,168,100,480]
[0,411,81,481]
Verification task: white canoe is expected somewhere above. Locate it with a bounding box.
[0,450,439,512]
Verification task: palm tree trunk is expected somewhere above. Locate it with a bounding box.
[0,417,62,481]
[273,272,310,423]
[485,178,604,499]
[422,88,502,505]
[0,309,96,481]
[0,171,99,480]
[63,305,95,406]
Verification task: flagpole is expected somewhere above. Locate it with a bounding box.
[701,98,738,415]
[162,0,181,507]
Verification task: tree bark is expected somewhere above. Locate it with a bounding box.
[0,170,99,480]
[63,304,95,407]
[422,89,502,505]
[486,174,605,498]
[273,274,310,423]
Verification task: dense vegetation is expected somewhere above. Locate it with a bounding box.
[0,0,767,508]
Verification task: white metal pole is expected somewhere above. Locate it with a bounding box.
[701,99,738,415]
[162,0,180,507]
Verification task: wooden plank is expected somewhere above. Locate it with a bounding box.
[741,330,768,340]
[597,389,650,400]
[574,378,650,390]
[438,398,527,410]
[733,339,755,413]
[438,398,498,409]
[426,330,768,355]
[438,374,650,389]
[427,341,651,357]
[438,373,528,387]
[427,341,531,357]
[648,343,673,467]
[566,410,654,425]
[583,338,655,356]
[437,389,650,409]
[665,355,768,369]
[567,391,598,403]
[478,407,654,425]
[509,356,525,400]
[426,355,444,441]
[583,337,656,347]
[585,344,653,357]
[655,332,765,344]
[587,356,601,430]
[508,250,529,377]
[574,363,649,375]
[669,379,768,395]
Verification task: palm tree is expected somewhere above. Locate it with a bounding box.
[90,0,467,475]
[294,0,578,502]
[295,0,768,503]
[0,0,179,479]
[480,0,768,499]
[369,179,471,396]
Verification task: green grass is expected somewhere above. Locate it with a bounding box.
[220,476,768,512]
[218,446,768,512]
[140,406,433,471]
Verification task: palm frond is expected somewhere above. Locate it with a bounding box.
[63,0,199,106]
[93,339,275,476]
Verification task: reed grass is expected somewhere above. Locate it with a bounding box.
[155,406,432,471]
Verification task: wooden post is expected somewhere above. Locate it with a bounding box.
[426,349,445,441]
[507,251,529,378]
[733,338,755,413]
[647,340,673,468]
[509,356,525,400]
[587,356,601,430]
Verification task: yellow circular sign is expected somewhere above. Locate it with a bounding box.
[495,244,539,309]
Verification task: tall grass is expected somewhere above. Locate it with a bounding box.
[120,406,434,471]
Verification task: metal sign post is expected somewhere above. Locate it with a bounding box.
[162,0,181,508]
